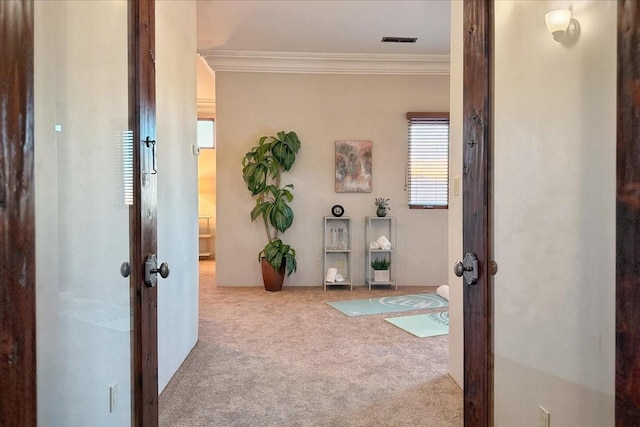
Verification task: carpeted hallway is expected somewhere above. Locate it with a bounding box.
[159,260,463,426]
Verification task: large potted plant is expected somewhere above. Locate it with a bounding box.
[242,130,301,291]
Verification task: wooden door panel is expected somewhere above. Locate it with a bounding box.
[461,1,640,426]
[462,1,492,425]
[1,1,159,425]
[129,0,158,425]
[616,1,640,425]
[0,1,36,425]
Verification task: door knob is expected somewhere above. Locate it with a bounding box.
[454,252,479,285]
[144,254,170,287]
[120,262,131,278]
[453,261,465,277]
[490,261,498,275]
[153,262,170,279]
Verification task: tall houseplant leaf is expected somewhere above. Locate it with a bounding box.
[242,131,301,279]
[271,130,301,171]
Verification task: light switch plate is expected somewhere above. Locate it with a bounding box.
[109,383,118,413]
[539,405,550,427]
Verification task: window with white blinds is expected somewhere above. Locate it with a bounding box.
[406,113,449,209]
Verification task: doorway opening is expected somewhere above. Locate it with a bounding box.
[197,55,217,275]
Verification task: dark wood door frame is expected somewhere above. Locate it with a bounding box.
[129,0,159,425]
[3,0,636,425]
[616,1,640,425]
[0,1,36,426]
[0,1,159,425]
[462,1,492,426]
[462,1,640,425]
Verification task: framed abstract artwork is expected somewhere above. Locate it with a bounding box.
[335,140,372,193]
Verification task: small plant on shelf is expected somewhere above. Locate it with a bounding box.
[374,197,390,209]
[370,257,391,270]
[374,197,390,217]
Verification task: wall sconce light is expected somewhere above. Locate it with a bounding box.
[545,9,580,44]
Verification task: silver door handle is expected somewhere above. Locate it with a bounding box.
[454,252,479,285]
[144,254,170,287]
[121,262,131,278]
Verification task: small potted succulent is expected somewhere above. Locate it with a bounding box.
[374,197,390,217]
[370,257,391,282]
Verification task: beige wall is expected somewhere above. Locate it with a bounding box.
[35,2,133,423]
[156,0,199,392]
[447,0,464,389]
[215,72,449,286]
[34,0,199,421]
[493,1,616,425]
[197,55,216,119]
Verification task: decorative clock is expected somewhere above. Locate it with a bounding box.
[331,204,345,217]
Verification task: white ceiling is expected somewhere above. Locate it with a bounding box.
[196,1,451,73]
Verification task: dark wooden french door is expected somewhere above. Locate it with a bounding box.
[130,0,160,425]
[0,0,159,425]
[460,1,492,425]
[461,1,640,426]
[0,2,36,424]
[615,1,640,424]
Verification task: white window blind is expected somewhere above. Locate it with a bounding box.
[406,113,449,208]
[121,130,134,206]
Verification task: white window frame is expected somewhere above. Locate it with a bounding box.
[406,112,449,209]
[197,119,215,149]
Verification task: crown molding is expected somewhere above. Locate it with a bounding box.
[197,98,216,117]
[198,50,450,75]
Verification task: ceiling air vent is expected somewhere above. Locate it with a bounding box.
[381,36,417,43]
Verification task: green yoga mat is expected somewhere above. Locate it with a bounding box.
[385,311,449,338]
[327,293,448,317]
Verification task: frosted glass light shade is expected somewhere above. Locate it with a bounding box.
[545,9,572,36]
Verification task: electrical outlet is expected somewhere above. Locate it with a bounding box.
[109,383,119,413]
[315,260,321,268]
[539,405,550,427]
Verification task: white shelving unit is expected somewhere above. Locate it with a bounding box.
[365,216,397,290]
[323,216,352,291]
[199,216,214,259]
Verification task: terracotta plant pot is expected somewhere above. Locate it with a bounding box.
[261,257,285,291]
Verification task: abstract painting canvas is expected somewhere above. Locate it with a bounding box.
[335,140,372,193]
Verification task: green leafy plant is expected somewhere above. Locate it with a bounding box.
[242,131,301,276]
[370,257,391,270]
[374,197,390,210]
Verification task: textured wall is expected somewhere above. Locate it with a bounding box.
[156,0,199,392]
[447,0,464,390]
[215,72,450,287]
[35,1,133,424]
[493,1,616,424]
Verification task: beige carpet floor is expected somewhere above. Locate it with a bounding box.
[159,260,463,426]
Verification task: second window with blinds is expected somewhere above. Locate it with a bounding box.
[406,112,450,209]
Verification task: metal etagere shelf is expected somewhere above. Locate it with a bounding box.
[322,217,352,291]
[365,216,397,290]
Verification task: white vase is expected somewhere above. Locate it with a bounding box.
[374,270,390,282]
